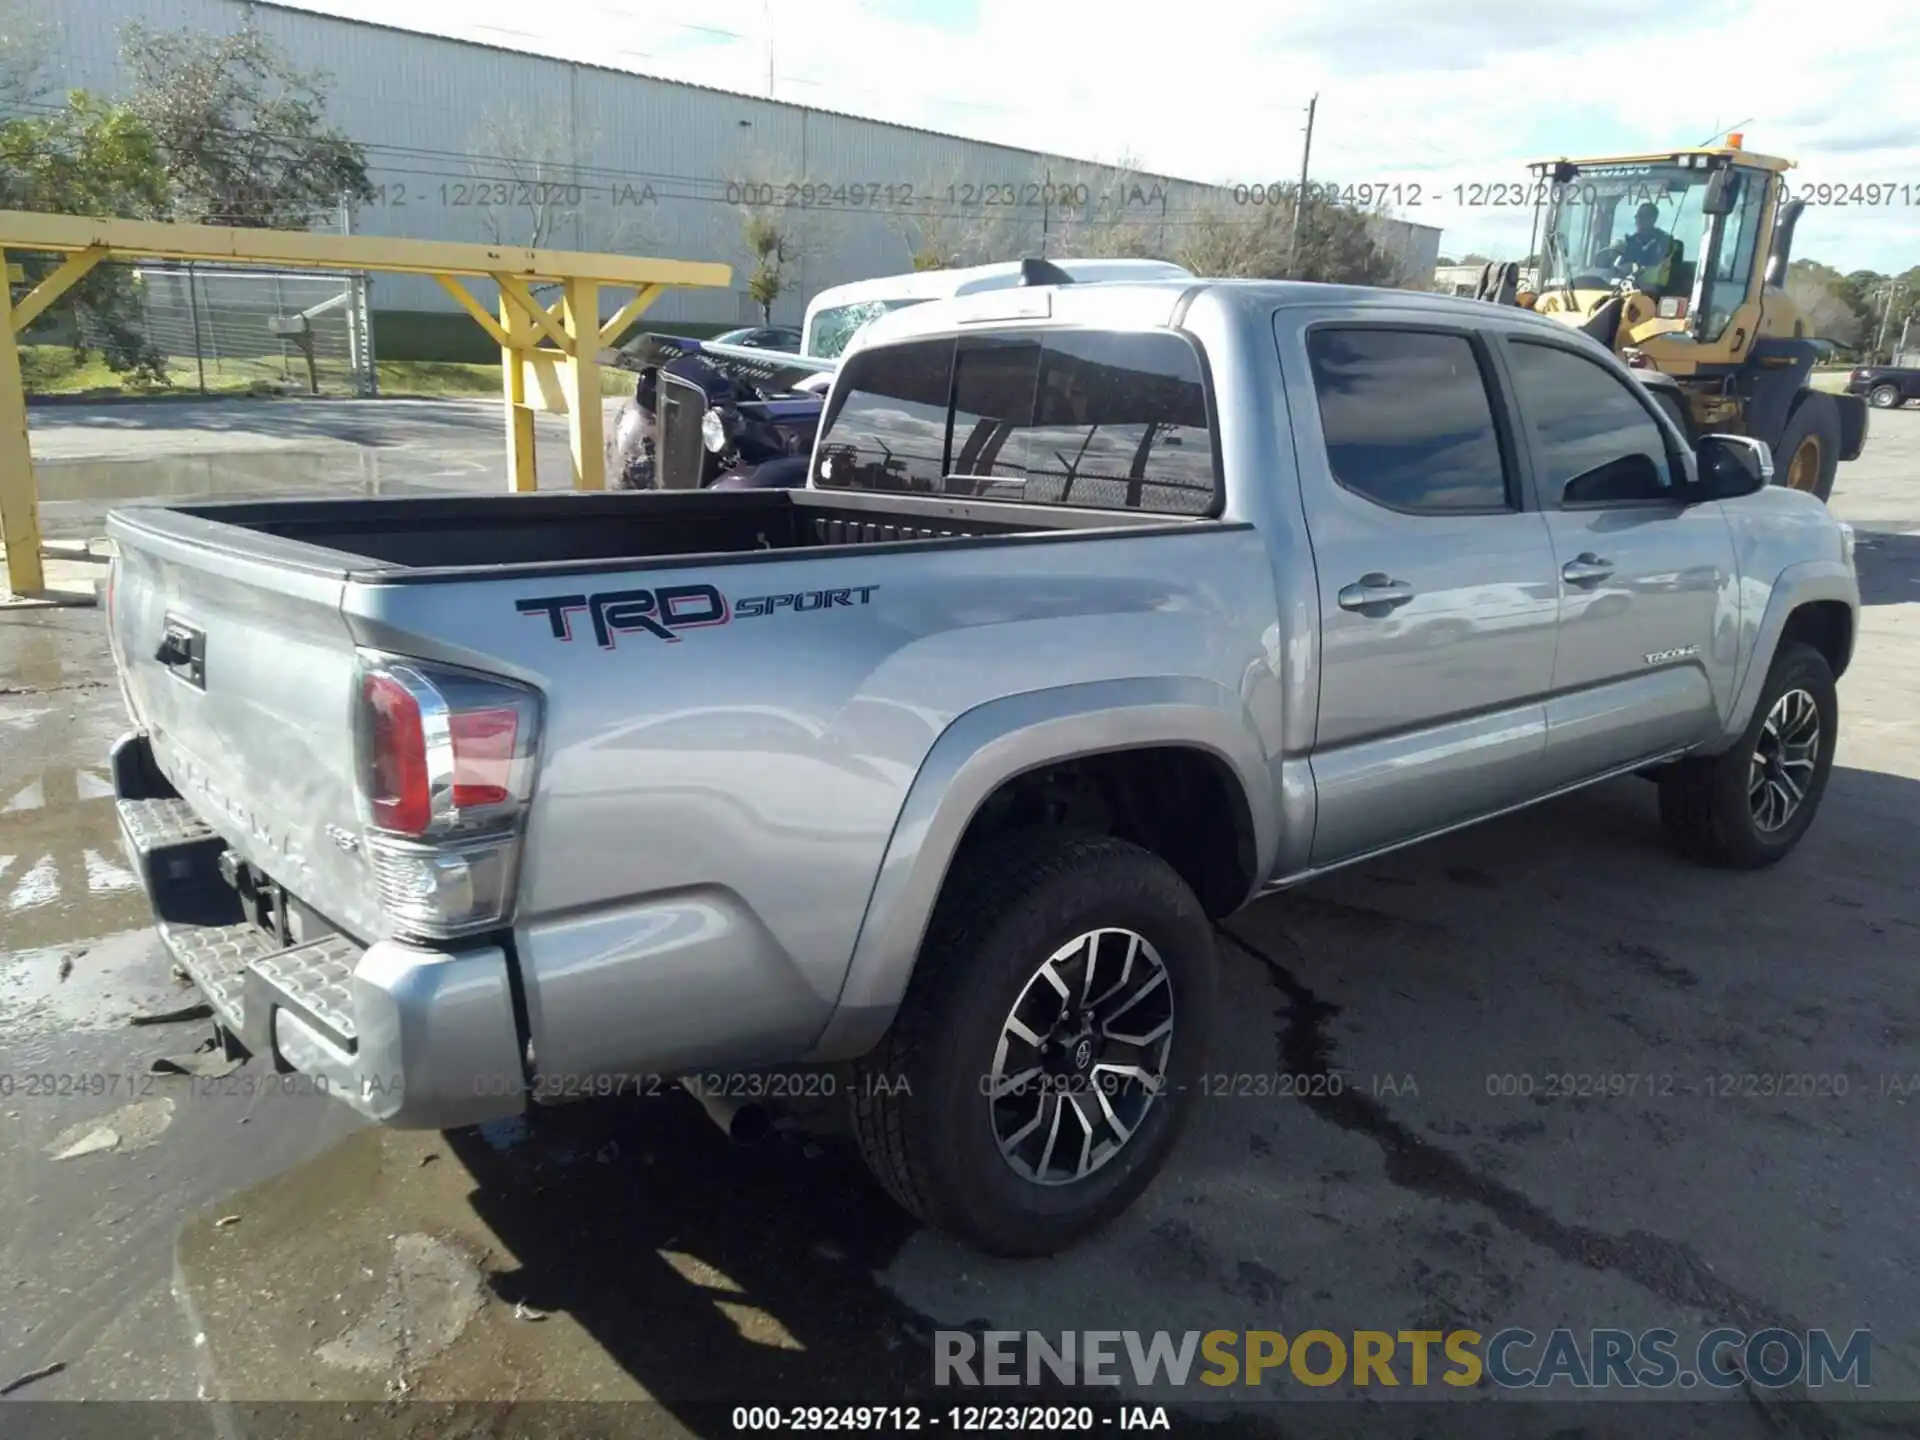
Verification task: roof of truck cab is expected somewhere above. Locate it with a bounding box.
[845,276,1589,352]
[804,258,1196,312]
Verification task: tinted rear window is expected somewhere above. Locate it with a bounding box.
[1305,327,1511,513]
[812,338,952,493]
[813,328,1218,514]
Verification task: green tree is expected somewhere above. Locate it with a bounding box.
[1172,188,1401,286]
[741,211,794,323]
[1,84,171,379]
[120,21,374,227]
[1785,259,1869,347]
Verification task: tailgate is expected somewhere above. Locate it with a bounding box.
[106,510,383,942]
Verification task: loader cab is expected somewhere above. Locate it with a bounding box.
[1529,146,1786,364]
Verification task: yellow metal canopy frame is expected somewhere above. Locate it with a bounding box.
[0,209,732,596]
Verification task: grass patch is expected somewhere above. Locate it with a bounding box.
[376,360,634,399]
[22,344,345,399]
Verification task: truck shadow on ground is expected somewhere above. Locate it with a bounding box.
[1852,528,1920,607]
[437,762,1919,1439]
[446,1098,936,1402]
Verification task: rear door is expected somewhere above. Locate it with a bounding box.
[1280,316,1562,867]
[1497,335,1739,786]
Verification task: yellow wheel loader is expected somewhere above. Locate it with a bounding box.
[1473,137,1867,501]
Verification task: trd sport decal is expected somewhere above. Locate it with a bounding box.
[516,584,878,648]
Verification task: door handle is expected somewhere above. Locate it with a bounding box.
[1337,573,1415,612]
[1561,553,1614,586]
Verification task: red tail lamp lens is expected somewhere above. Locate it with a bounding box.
[364,670,430,835]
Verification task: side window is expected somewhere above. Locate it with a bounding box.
[812,339,952,492]
[1305,327,1512,513]
[1505,339,1674,507]
[1017,331,1217,513]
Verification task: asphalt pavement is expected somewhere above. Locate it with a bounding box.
[2,396,1916,1439]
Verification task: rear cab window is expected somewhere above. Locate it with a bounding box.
[813,327,1220,516]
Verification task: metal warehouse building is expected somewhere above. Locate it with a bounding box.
[35,0,1442,355]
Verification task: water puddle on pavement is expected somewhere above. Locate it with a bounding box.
[0,929,182,1036]
[0,763,154,954]
[33,448,402,504]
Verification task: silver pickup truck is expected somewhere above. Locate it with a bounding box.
[104,276,1859,1258]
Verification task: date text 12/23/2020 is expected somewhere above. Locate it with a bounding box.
[1230,180,1920,209]
[355,176,1920,214]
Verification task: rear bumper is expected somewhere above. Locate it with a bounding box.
[112,731,527,1129]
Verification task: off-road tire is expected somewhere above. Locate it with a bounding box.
[1868,383,1903,410]
[1772,392,1841,502]
[1657,641,1836,869]
[850,832,1217,1257]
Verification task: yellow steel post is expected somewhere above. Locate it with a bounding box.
[598,283,663,349]
[500,289,537,493]
[563,277,603,491]
[7,245,108,333]
[0,248,46,596]
[0,211,733,530]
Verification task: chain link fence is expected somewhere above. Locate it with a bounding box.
[66,261,377,397]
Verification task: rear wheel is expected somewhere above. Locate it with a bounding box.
[1657,641,1836,869]
[851,832,1217,1257]
[1869,383,1902,410]
[1773,392,1841,502]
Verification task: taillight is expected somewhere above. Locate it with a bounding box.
[352,654,542,939]
[363,669,433,834]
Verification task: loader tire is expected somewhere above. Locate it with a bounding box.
[1772,393,1840,502]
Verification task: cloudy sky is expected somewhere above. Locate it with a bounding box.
[282,0,1918,274]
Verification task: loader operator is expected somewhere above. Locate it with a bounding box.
[1600,202,1676,291]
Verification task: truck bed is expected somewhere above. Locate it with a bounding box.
[113,487,1182,579]
[104,484,1240,960]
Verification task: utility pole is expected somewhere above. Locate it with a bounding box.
[1287,94,1318,280]
[1873,281,1897,361]
[765,0,775,99]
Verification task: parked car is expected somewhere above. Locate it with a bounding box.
[799,255,1195,358]
[1845,364,1920,409]
[603,332,832,491]
[612,260,1201,492]
[711,325,804,352]
[104,276,1859,1258]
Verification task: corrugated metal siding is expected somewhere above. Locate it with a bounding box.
[39,0,1444,326]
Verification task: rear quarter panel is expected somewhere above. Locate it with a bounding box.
[343,522,1287,1081]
